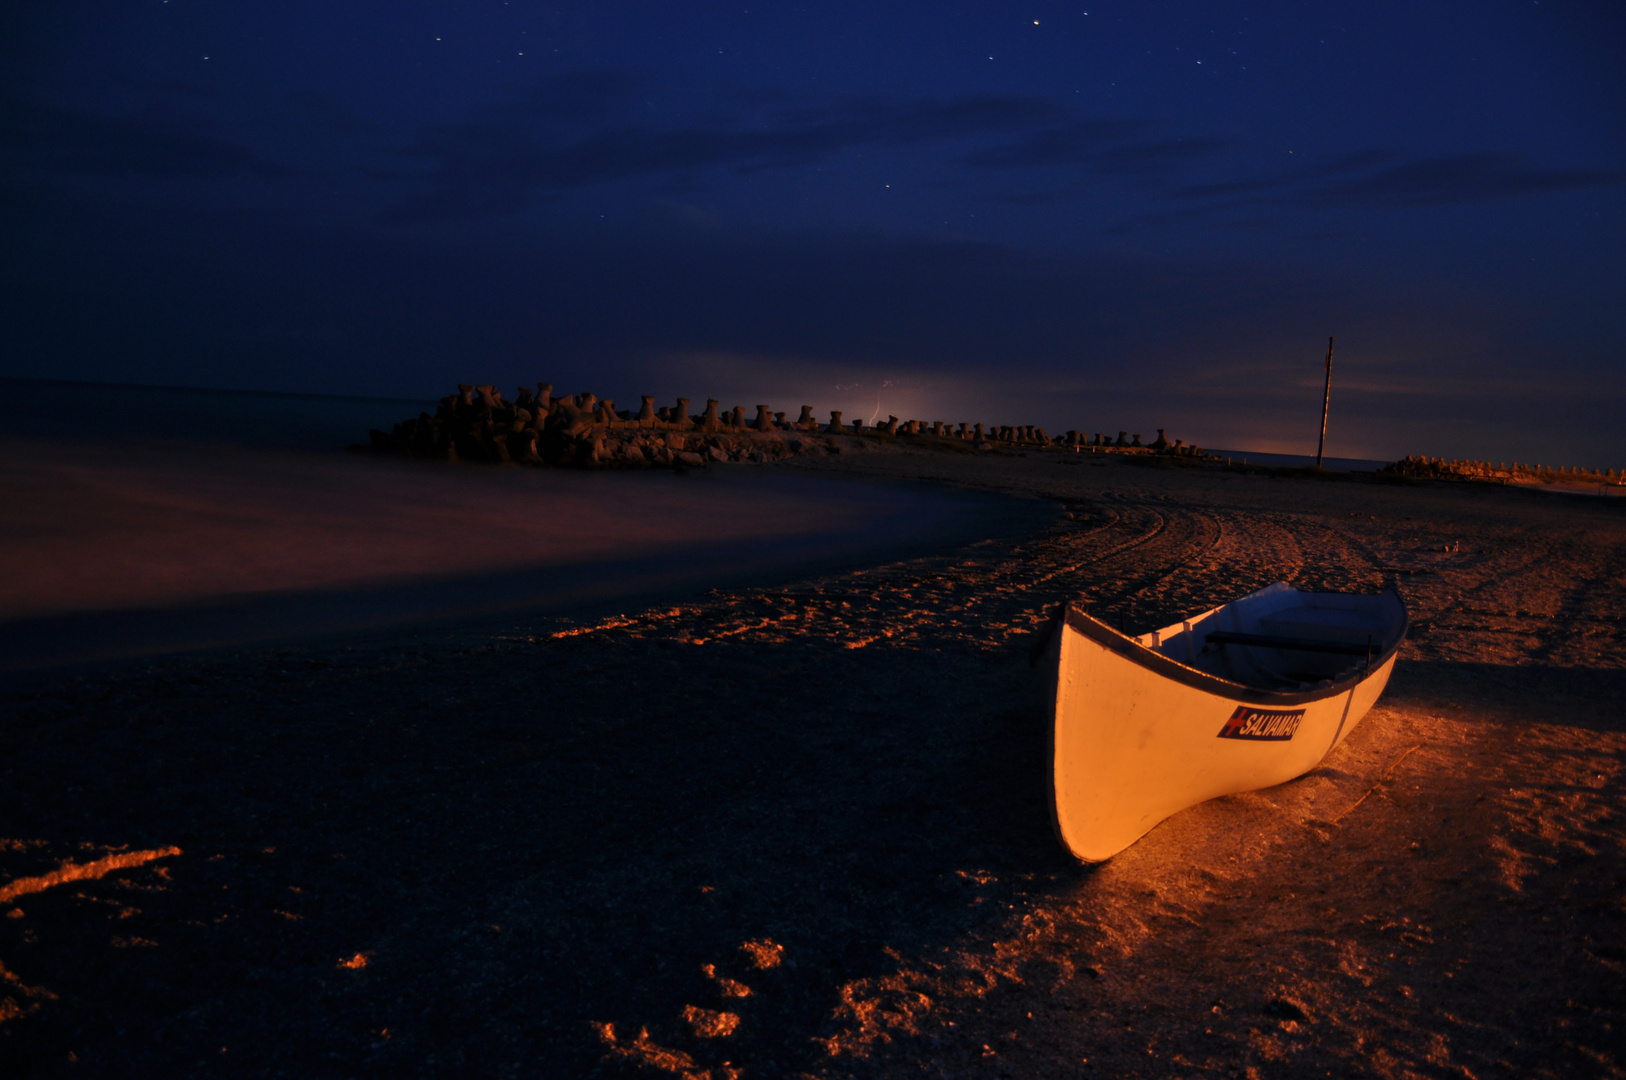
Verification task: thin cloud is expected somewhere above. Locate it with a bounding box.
[963,124,1229,206]
[1178,149,1625,209]
[516,69,640,121]
[1177,150,1399,201]
[0,97,285,180]
[383,87,1073,222]
[1323,153,1626,207]
[958,118,1143,168]
[1093,137,1230,176]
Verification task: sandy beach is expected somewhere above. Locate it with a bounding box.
[1,442,1622,1078]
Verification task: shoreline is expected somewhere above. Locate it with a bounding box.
[1,441,1622,1078]
[0,435,1051,682]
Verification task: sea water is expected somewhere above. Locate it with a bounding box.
[1209,448,1388,472]
[0,376,436,451]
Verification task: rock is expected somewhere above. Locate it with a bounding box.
[708,445,727,463]
[551,395,595,439]
[827,410,844,434]
[491,429,517,465]
[1262,998,1309,1023]
[517,432,544,464]
[675,451,707,468]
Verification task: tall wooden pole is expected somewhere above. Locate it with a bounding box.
[1315,335,1335,469]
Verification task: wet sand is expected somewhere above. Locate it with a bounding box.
[0,445,1622,1078]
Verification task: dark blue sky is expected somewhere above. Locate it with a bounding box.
[4,1,1623,462]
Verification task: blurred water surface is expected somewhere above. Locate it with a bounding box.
[1208,448,1389,471]
[0,376,436,451]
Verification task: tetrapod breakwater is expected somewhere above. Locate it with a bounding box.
[1382,455,1623,487]
[362,382,1212,470]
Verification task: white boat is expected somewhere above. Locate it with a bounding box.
[1041,582,1408,861]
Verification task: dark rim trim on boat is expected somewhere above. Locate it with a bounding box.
[1053,590,1409,706]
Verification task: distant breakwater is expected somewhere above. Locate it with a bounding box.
[362,382,1213,469]
[1382,455,1624,488]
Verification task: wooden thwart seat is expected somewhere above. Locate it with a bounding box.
[1205,630,1374,656]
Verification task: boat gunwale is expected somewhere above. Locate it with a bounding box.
[1058,588,1409,707]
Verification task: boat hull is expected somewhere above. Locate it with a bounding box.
[1049,595,1402,862]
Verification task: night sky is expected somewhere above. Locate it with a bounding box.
[3,2,1623,463]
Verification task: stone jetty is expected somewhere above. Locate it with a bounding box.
[362,382,1209,469]
[1383,455,1622,487]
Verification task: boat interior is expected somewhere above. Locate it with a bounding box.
[1133,583,1407,690]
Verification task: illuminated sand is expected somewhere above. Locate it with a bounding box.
[0,445,1622,1077]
